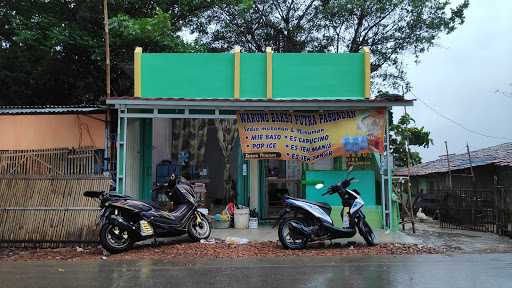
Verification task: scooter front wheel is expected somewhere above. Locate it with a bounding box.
[188,213,211,241]
[357,219,376,246]
[278,218,309,250]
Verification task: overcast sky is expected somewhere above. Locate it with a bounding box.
[394,0,512,162]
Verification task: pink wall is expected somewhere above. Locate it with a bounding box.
[0,114,105,150]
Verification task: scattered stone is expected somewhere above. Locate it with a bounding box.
[200,239,216,244]
[102,249,111,257]
[0,241,445,262]
[76,247,84,253]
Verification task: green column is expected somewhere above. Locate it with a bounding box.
[139,118,153,201]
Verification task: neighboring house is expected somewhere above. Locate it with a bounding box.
[0,105,106,151]
[395,142,512,235]
[395,142,512,193]
[0,105,111,247]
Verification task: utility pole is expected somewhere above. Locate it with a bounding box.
[466,143,475,182]
[103,0,112,175]
[445,141,453,191]
[103,0,111,98]
[404,107,416,233]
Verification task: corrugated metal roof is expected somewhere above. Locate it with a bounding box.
[395,142,512,176]
[106,96,414,109]
[0,105,105,115]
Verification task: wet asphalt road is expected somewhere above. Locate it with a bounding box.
[1,254,511,288]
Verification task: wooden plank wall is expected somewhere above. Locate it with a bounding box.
[0,148,110,247]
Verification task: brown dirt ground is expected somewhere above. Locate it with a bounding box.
[0,241,443,262]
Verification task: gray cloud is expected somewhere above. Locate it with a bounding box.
[393,0,512,161]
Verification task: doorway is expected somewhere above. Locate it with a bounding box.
[260,159,303,219]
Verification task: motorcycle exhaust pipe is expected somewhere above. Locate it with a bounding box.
[109,215,136,232]
[288,221,311,236]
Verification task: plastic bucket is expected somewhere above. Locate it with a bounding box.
[212,220,230,229]
[234,208,250,229]
[248,217,258,229]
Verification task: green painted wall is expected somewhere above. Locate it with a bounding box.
[235,137,250,207]
[240,54,266,99]
[141,53,234,99]
[329,206,383,229]
[140,52,365,100]
[305,170,376,206]
[305,170,383,228]
[273,53,364,99]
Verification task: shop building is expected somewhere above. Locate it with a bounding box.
[107,47,412,230]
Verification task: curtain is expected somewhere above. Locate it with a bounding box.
[215,119,238,202]
[170,119,208,175]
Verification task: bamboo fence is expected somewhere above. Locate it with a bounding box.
[0,147,99,176]
[0,148,110,247]
[0,176,110,248]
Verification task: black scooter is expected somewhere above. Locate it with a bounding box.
[84,174,210,253]
[275,167,376,249]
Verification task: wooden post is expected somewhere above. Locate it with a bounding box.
[134,47,143,97]
[233,46,241,99]
[103,0,110,98]
[266,47,273,100]
[361,47,371,99]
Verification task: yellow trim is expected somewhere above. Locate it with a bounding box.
[233,47,241,99]
[134,47,143,97]
[362,47,371,99]
[266,47,272,99]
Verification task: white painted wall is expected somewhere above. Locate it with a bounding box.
[152,118,172,181]
[125,119,141,198]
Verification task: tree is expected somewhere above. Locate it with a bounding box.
[0,0,232,105]
[389,112,433,167]
[192,0,469,91]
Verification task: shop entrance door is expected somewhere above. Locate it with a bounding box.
[260,159,303,219]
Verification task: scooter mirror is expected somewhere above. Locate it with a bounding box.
[352,179,360,183]
[314,183,325,190]
[347,165,354,173]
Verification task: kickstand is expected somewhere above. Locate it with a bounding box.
[152,237,158,247]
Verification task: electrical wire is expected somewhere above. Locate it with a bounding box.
[409,91,512,141]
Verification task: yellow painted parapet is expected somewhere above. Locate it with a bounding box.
[233,46,241,99]
[134,47,143,97]
[362,47,371,99]
[266,47,273,100]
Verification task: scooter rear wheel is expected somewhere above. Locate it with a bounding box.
[100,223,134,254]
[278,218,309,249]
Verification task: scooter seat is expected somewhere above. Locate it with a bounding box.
[284,196,332,215]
